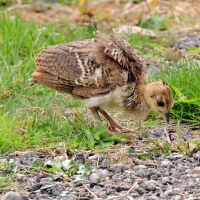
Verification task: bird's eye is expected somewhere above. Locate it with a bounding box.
[157,101,165,107]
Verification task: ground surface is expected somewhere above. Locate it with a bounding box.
[1,123,200,199]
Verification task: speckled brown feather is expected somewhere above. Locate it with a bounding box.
[33,31,147,100]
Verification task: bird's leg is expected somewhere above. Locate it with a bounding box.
[98,109,133,133]
[90,107,103,125]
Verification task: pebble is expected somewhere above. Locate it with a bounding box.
[89,172,100,185]
[96,169,109,177]
[1,191,20,200]
[193,152,200,159]
[160,190,172,198]
[173,35,200,52]
[109,163,123,173]
[174,195,183,200]
[148,196,159,200]
[162,177,170,185]
[144,181,157,191]
[161,160,172,167]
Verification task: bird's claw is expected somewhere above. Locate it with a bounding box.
[108,125,135,134]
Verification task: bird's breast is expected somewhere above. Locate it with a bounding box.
[84,86,125,110]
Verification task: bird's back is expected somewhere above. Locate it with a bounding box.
[33,31,147,99]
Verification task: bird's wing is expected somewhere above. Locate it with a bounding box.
[33,31,147,99]
[95,30,147,85]
[34,39,126,98]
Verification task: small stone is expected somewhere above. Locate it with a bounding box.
[172,171,181,179]
[28,183,43,191]
[2,191,20,200]
[87,155,99,161]
[40,177,54,183]
[185,169,193,174]
[160,190,172,199]
[107,196,119,199]
[74,152,85,163]
[137,170,145,178]
[162,177,170,185]
[130,192,139,197]
[90,173,100,185]
[193,167,200,173]
[174,195,183,200]
[105,189,112,195]
[40,184,55,190]
[193,152,200,159]
[66,193,79,199]
[188,181,196,188]
[151,175,158,180]
[134,165,147,170]
[173,187,183,194]
[73,179,89,185]
[137,197,148,200]
[99,158,107,169]
[145,182,157,191]
[93,185,102,190]
[70,191,79,196]
[139,181,156,191]
[115,186,129,192]
[20,196,29,200]
[124,178,133,183]
[9,159,15,163]
[109,163,123,173]
[112,174,123,182]
[148,196,159,200]
[167,154,184,161]
[127,196,134,200]
[161,160,172,167]
[135,186,146,194]
[96,169,109,177]
[60,190,69,197]
[98,191,106,199]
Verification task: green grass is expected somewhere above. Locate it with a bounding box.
[159,59,200,123]
[0,12,199,156]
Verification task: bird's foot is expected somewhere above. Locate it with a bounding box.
[108,123,135,134]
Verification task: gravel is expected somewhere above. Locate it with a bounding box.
[1,143,200,200]
[173,35,200,52]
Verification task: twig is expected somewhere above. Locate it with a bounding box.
[82,183,98,198]
[124,181,138,196]
[106,181,138,200]
[164,126,172,144]
[167,183,173,192]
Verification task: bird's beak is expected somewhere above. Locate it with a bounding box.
[164,112,170,123]
[159,112,170,123]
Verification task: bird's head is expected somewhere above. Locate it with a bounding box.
[143,81,173,123]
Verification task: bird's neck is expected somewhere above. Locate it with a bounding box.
[122,84,150,120]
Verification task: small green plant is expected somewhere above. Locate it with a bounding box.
[129,138,172,160]
[44,158,95,180]
[141,15,168,31]
[175,124,200,155]
[0,162,18,193]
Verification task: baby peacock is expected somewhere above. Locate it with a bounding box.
[32,30,173,132]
